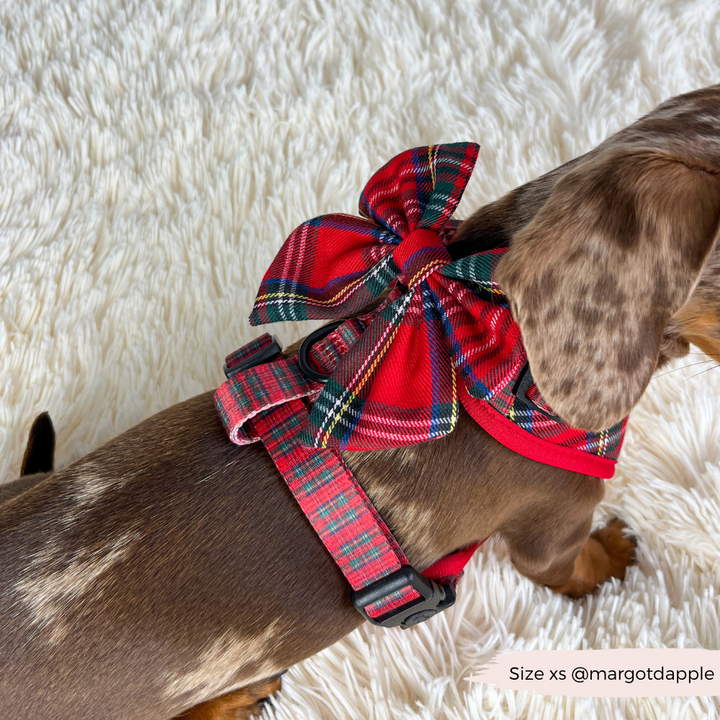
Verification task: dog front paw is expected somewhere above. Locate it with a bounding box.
[552,518,637,599]
[590,517,638,581]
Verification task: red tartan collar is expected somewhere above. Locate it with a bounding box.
[246,143,627,473]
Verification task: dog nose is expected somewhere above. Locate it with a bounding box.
[391,228,451,288]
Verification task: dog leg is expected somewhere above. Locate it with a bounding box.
[175,674,284,720]
[501,488,637,599]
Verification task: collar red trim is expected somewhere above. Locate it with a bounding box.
[458,380,618,479]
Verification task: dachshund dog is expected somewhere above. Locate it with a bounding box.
[2,85,720,720]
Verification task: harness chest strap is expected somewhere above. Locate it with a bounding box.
[215,322,480,629]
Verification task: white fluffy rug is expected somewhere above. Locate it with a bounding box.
[2,0,720,718]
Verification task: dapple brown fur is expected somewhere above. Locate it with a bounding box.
[4,86,720,719]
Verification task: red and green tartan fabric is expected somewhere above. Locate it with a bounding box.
[216,318,367,445]
[249,143,627,473]
[251,400,422,620]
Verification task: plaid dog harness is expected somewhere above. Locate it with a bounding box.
[215,143,628,629]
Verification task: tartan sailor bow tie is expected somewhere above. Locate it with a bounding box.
[250,142,523,451]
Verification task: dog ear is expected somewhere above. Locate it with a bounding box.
[496,147,720,431]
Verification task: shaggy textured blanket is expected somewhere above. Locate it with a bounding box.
[1,1,719,718]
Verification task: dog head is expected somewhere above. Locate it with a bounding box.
[456,86,720,431]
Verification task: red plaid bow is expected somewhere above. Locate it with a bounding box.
[249,143,528,451]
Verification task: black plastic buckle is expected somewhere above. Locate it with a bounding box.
[223,336,283,379]
[350,566,456,629]
[297,321,344,383]
[514,363,559,420]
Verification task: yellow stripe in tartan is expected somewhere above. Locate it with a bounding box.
[428,145,436,188]
[407,258,447,288]
[449,358,458,430]
[258,267,381,307]
[597,429,605,456]
[257,279,365,306]
[318,320,404,447]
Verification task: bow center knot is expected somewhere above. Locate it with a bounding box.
[391,228,451,288]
